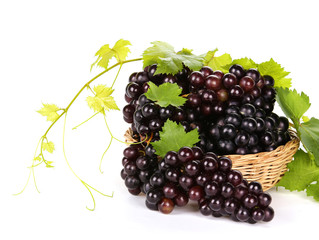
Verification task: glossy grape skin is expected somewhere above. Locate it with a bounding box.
[199,199,213,216]
[248,181,263,195]
[204,180,220,196]
[136,71,150,84]
[220,124,237,140]
[123,104,135,119]
[222,73,238,89]
[221,182,235,198]
[185,160,201,176]
[242,194,258,209]
[227,170,243,187]
[163,182,178,199]
[218,156,232,172]
[234,131,250,147]
[224,113,242,128]
[209,196,224,211]
[145,200,158,211]
[236,207,250,222]
[241,117,257,133]
[150,171,165,187]
[229,64,245,79]
[205,75,222,91]
[174,192,189,207]
[277,116,289,132]
[123,146,139,160]
[229,85,244,99]
[234,184,249,200]
[141,103,159,119]
[263,206,275,222]
[189,71,205,88]
[188,186,204,201]
[125,175,141,190]
[164,151,179,167]
[217,139,236,154]
[192,146,204,160]
[158,198,175,214]
[187,93,202,108]
[148,118,163,131]
[200,66,214,77]
[263,75,275,87]
[239,103,256,117]
[217,89,229,102]
[126,82,142,99]
[258,192,272,208]
[246,69,260,82]
[239,76,255,92]
[136,156,151,170]
[262,87,276,101]
[208,124,220,141]
[201,89,217,103]
[223,197,239,215]
[179,174,194,191]
[260,131,274,146]
[159,105,174,120]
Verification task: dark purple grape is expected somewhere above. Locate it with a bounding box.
[253,97,265,109]
[145,145,156,157]
[239,76,255,92]
[263,75,274,87]
[248,181,263,195]
[213,70,224,79]
[260,131,274,146]
[242,194,258,209]
[192,146,204,160]
[277,116,289,132]
[208,124,220,141]
[188,186,204,201]
[236,147,249,155]
[164,151,179,167]
[201,157,218,173]
[189,71,205,88]
[218,156,232,173]
[227,170,243,187]
[234,131,250,147]
[204,180,220,196]
[123,146,139,160]
[217,139,236,154]
[138,94,152,107]
[256,77,265,89]
[220,124,237,140]
[136,156,151,170]
[229,85,244,99]
[129,72,138,82]
[123,104,135,120]
[158,198,175,214]
[136,71,150,84]
[141,103,159,119]
[201,89,217,103]
[159,105,174,120]
[225,106,239,115]
[258,192,272,208]
[174,192,189,207]
[255,109,266,118]
[200,66,214,77]
[263,102,274,114]
[138,124,150,135]
[187,93,202,108]
[163,74,177,83]
[263,87,276,101]
[213,102,226,115]
[205,75,222,91]
[199,199,213,216]
[246,69,260,82]
[165,168,180,182]
[222,73,238,89]
[248,134,259,147]
[263,206,275,222]
[228,99,241,107]
[163,182,178,199]
[150,171,165,187]
[223,197,239,214]
[145,199,158,211]
[229,64,245,79]
[172,108,186,122]
[221,182,235,198]
[239,103,256,117]
[236,207,250,222]
[133,109,143,123]
[146,188,164,204]
[196,172,211,186]
[241,94,254,104]
[125,175,141,190]
[200,103,213,116]
[241,117,257,133]
[124,94,133,103]
[185,160,201,176]
[209,195,224,211]
[234,184,249,200]
[142,82,150,93]
[139,170,152,183]
[212,171,226,184]
[255,117,265,132]
[250,86,261,98]
[149,118,163,131]
[179,174,194,191]
[264,116,277,131]
[225,113,242,128]
[251,208,265,222]
[121,168,127,180]
[128,187,141,196]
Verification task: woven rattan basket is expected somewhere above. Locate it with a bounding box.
[124,128,300,191]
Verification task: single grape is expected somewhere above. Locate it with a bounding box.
[239,76,255,92]
[248,181,263,195]
[234,184,249,200]
[192,146,204,160]
[241,94,254,104]
[204,180,220,196]
[229,85,244,99]
[263,75,275,87]
[260,131,274,146]
[241,117,257,133]
[145,200,158,211]
[223,197,239,215]
[227,170,243,187]
[200,66,214,77]
[136,71,150,84]
[205,75,222,91]
[224,113,242,128]
[201,89,217,103]
[246,69,260,82]
[125,175,141,190]
[251,208,265,222]
[123,146,139,160]
[212,171,226,184]
[236,207,250,222]
[136,156,151,170]
[129,72,138,82]
[141,103,159,119]
[189,71,205,88]
[217,139,236,154]
[179,174,194,191]
[242,194,258,209]
[199,199,213,216]
[234,131,250,147]
[221,182,235,198]
[262,87,276,101]
[165,168,180,183]
[163,74,177,83]
[188,185,204,201]
[239,103,256,117]
[185,160,201,176]
[218,156,232,172]
[163,182,178,199]
[229,64,245,79]
[158,198,175,214]
[150,171,165,187]
[277,116,289,132]
[263,206,275,222]
[217,89,229,102]
[222,73,238,89]
[201,156,218,173]
[250,86,261,98]
[220,124,237,140]
[174,192,189,207]
[187,93,202,108]
[149,118,163,131]
[120,168,127,180]
[258,192,272,208]
[209,195,224,211]
[208,124,220,141]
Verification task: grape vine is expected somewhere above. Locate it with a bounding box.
[15,39,145,210]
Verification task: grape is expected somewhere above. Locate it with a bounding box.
[241,117,257,133]
[163,74,177,83]
[229,85,244,99]
[204,180,220,196]
[220,124,237,140]
[199,199,213,216]
[251,208,265,222]
[217,89,229,102]
[253,97,265,108]
[236,207,250,222]
[146,188,164,204]
[260,131,274,146]
[248,134,259,147]
[189,186,204,201]
[136,71,150,84]
[246,69,260,82]
[192,146,204,160]
[145,145,156,157]
[248,181,263,195]
[129,72,138,82]
[200,66,214,77]
[174,192,189,207]
[239,76,255,92]
[121,168,127,180]
[163,182,178,199]
[234,184,249,200]
[201,89,217,103]
[205,75,222,91]
[136,156,151,170]
[150,171,165,187]
[234,131,250,147]
[189,71,205,88]
[125,175,141,190]
[217,139,236,154]
[229,64,245,79]
[239,103,256,117]
[250,86,261,98]
[263,206,275,222]
[221,182,234,198]
[142,103,159,119]
[159,105,174,120]
[208,124,220,141]
[222,73,238,89]
[258,192,272,208]
[172,108,186,122]
[227,170,243,187]
[223,197,239,214]
[224,113,242,128]
[164,151,179,167]
[262,87,276,101]
[123,146,139,160]
[209,196,224,211]
[242,194,258,209]
[218,156,232,172]
[126,82,142,99]
[145,200,158,211]
[255,109,266,118]
[185,160,201,176]
[263,75,275,87]
[149,118,163,131]
[277,116,289,132]
[187,93,202,108]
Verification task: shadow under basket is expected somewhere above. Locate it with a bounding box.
[124,128,300,191]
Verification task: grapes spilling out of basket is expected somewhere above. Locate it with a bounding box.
[121,145,274,223]
[120,64,290,223]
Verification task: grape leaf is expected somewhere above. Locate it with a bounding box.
[258,58,292,88]
[151,120,200,158]
[142,41,204,75]
[302,116,310,123]
[37,103,60,122]
[86,85,119,114]
[277,149,319,201]
[299,117,319,166]
[144,82,187,107]
[229,57,258,70]
[42,141,55,153]
[204,49,232,73]
[91,39,131,70]
[276,88,311,126]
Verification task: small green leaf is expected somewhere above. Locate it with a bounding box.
[91,39,131,70]
[34,156,42,162]
[151,120,200,158]
[37,103,60,122]
[276,88,311,126]
[299,117,319,166]
[145,82,187,107]
[302,116,310,123]
[258,58,292,88]
[86,85,119,114]
[277,150,319,196]
[142,41,204,75]
[306,183,319,201]
[42,141,55,153]
[204,50,232,72]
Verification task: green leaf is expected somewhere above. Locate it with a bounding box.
[151,120,200,158]
[276,88,311,126]
[91,39,131,70]
[37,103,60,122]
[302,116,310,123]
[299,117,319,166]
[42,141,55,153]
[144,82,187,107]
[86,85,119,114]
[258,58,292,88]
[205,51,232,72]
[228,57,258,70]
[277,149,319,201]
[142,41,204,75]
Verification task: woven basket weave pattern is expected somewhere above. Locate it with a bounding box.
[124,129,299,191]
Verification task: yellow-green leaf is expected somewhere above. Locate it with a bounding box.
[86,85,119,113]
[37,103,60,122]
[91,39,131,70]
[42,141,55,153]
[302,116,310,123]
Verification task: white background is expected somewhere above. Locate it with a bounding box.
[1,0,319,239]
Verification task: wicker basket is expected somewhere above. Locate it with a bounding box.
[124,128,300,191]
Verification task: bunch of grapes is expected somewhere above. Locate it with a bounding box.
[123,64,291,155]
[120,145,274,223]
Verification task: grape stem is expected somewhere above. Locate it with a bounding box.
[16,58,142,205]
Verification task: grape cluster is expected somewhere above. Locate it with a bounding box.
[120,145,274,223]
[123,64,291,155]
